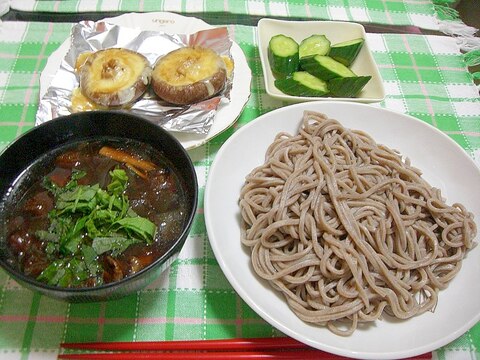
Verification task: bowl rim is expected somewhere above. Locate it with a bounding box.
[0,110,198,296]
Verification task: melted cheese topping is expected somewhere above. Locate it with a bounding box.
[83,49,149,93]
[75,52,93,73]
[222,56,235,78]
[154,47,224,86]
[70,88,106,112]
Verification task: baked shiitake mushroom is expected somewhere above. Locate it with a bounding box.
[151,47,227,105]
[78,48,152,107]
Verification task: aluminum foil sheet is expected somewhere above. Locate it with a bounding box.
[36,21,233,134]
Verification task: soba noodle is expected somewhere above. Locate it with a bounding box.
[239,111,476,336]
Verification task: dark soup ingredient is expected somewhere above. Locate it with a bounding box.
[5,139,188,288]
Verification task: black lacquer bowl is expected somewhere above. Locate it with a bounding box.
[0,111,198,302]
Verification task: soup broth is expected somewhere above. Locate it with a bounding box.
[4,138,188,288]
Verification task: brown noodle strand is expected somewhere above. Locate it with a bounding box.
[239,111,476,336]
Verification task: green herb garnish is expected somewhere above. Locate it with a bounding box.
[36,168,156,287]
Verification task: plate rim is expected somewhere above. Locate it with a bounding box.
[38,11,252,150]
[205,101,480,359]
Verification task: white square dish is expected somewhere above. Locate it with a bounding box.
[257,18,385,103]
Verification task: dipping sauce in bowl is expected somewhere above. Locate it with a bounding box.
[0,111,198,302]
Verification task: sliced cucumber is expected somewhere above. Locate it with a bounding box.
[328,76,371,97]
[300,55,356,80]
[275,71,329,97]
[328,38,364,66]
[268,34,299,78]
[299,35,331,58]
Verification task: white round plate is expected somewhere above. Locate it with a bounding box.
[205,101,480,359]
[39,12,251,150]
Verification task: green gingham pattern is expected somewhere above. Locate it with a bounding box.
[0,19,479,360]
[8,0,443,30]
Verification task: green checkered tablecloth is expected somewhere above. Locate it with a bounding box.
[2,0,463,30]
[0,17,480,360]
